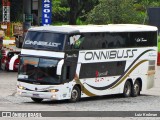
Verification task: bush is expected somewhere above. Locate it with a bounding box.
[86,0,145,24]
[158,42,160,52]
[158,36,160,43]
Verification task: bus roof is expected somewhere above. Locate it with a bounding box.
[29,24,158,33]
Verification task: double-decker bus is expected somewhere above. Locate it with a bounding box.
[17,24,158,102]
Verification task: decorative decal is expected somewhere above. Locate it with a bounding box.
[81,49,155,92]
[70,35,85,49]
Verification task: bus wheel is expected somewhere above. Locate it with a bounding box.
[69,86,81,102]
[31,98,43,103]
[123,81,132,97]
[132,81,140,97]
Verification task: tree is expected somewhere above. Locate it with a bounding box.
[52,0,69,23]
[67,0,86,25]
[134,0,160,24]
[10,0,23,22]
[86,0,145,24]
[67,0,99,25]
[52,0,98,24]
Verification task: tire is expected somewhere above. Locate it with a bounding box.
[69,86,81,102]
[0,62,2,70]
[1,64,4,70]
[31,98,43,103]
[132,81,140,97]
[123,81,132,97]
[5,64,9,72]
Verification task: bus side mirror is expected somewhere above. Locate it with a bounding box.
[56,59,64,75]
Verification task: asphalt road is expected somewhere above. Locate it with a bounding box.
[0,67,160,120]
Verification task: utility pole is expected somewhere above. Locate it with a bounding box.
[2,0,10,36]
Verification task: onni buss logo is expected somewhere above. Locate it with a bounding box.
[84,49,138,60]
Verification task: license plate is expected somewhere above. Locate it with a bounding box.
[33,94,39,97]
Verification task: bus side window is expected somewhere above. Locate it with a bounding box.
[101,33,107,48]
[102,42,106,48]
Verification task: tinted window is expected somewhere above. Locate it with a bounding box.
[23,31,66,51]
[105,33,127,48]
[67,31,157,50]
[19,57,39,80]
[80,61,126,78]
[68,33,127,50]
[37,58,60,83]
[129,32,157,47]
[18,57,61,85]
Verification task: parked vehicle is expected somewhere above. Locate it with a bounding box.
[1,50,20,71]
[1,44,20,71]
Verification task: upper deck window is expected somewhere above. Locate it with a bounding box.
[23,31,66,51]
[67,31,157,50]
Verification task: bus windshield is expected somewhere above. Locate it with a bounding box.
[23,31,65,51]
[18,57,61,85]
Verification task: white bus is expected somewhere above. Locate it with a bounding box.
[17,24,158,102]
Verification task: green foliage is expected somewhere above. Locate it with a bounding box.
[158,36,160,42]
[149,1,160,7]
[4,36,10,40]
[158,42,160,52]
[52,22,68,25]
[52,0,70,22]
[76,18,86,25]
[158,36,160,52]
[67,0,99,24]
[86,0,145,24]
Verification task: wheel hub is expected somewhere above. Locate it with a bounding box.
[72,89,78,100]
[134,84,139,94]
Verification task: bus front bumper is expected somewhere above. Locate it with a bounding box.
[17,88,60,100]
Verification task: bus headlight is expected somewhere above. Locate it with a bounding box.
[49,89,59,93]
[17,85,25,90]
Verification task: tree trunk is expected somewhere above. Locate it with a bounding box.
[69,9,77,25]
[68,0,78,25]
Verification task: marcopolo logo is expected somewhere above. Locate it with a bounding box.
[42,0,52,26]
[83,49,137,61]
